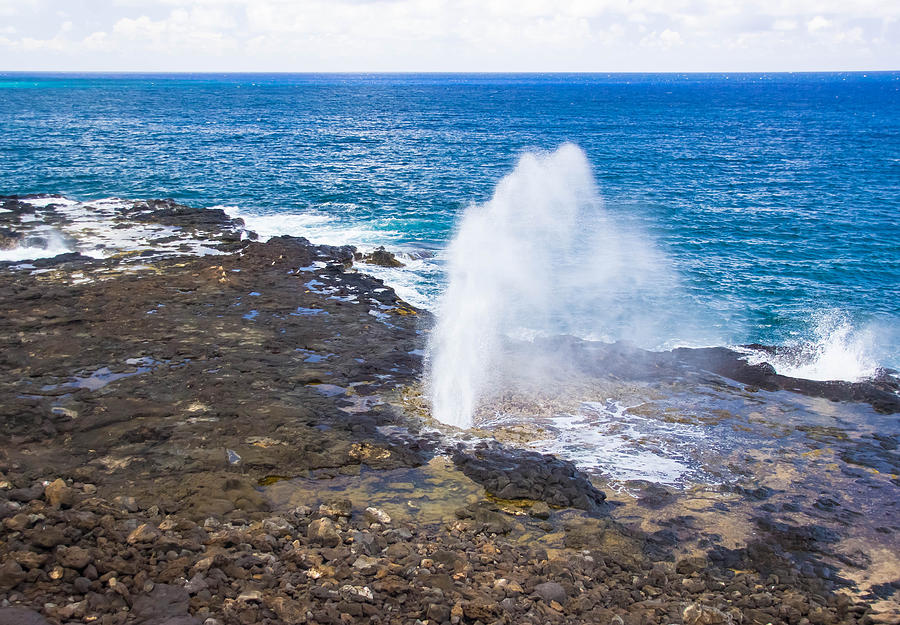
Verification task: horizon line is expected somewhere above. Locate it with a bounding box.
[2,69,899,75]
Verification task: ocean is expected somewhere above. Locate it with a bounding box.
[1,72,899,375]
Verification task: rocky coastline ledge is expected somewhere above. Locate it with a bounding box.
[0,196,895,625]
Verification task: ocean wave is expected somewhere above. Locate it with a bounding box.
[742,311,882,382]
[216,203,441,309]
[0,230,74,262]
[216,204,399,248]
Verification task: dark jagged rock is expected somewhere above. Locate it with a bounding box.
[242,234,355,268]
[0,228,22,250]
[355,245,405,267]
[534,336,900,414]
[452,442,606,510]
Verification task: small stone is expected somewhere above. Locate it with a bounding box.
[683,577,707,593]
[44,479,76,508]
[363,506,391,525]
[463,597,498,621]
[318,499,352,518]
[339,585,373,602]
[51,406,78,419]
[127,523,161,544]
[3,513,31,532]
[49,566,64,580]
[534,581,567,604]
[267,597,305,624]
[307,517,341,547]
[114,495,139,512]
[7,484,43,502]
[677,556,709,575]
[237,590,262,602]
[57,545,92,570]
[352,555,379,570]
[30,525,67,548]
[11,551,48,570]
[427,603,451,622]
[682,603,729,625]
[529,501,552,519]
[184,574,208,594]
[0,560,25,590]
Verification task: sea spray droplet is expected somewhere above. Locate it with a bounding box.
[426,144,679,429]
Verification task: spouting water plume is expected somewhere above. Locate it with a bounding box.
[426,144,685,429]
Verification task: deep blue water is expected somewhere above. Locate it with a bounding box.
[1,72,899,369]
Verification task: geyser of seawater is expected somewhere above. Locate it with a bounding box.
[426,144,682,429]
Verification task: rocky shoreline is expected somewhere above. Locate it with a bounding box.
[0,196,897,624]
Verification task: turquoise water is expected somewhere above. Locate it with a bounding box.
[1,72,898,370]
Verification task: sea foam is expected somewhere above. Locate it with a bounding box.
[745,311,882,382]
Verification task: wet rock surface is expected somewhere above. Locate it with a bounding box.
[0,198,896,623]
[537,336,900,415]
[354,246,405,268]
[451,442,607,510]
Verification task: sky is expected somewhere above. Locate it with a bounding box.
[1,0,898,72]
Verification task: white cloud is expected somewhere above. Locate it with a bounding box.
[772,19,797,31]
[807,15,831,32]
[659,28,683,47]
[0,0,898,70]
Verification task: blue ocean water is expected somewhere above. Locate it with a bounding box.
[1,72,898,371]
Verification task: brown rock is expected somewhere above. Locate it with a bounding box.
[0,607,51,625]
[29,525,67,548]
[307,517,341,547]
[682,603,730,625]
[44,478,76,508]
[427,603,451,622]
[267,596,306,624]
[127,523,161,544]
[114,495,139,512]
[363,506,391,525]
[11,550,49,570]
[57,545,92,569]
[318,499,352,518]
[534,581,567,604]
[529,501,552,519]
[0,560,25,590]
[677,556,709,575]
[463,597,498,621]
[3,512,32,532]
